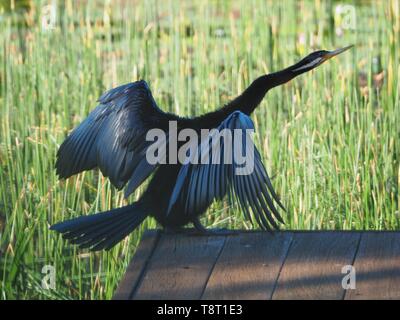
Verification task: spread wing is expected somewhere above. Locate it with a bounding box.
[167,111,285,230]
[56,80,178,197]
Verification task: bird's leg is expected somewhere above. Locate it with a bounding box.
[193,218,210,233]
[192,217,238,236]
[162,226,187,234]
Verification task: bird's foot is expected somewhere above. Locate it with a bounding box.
[191,218,238,236]
[191,228,239,236]
[162,226,236,236]
[162,226,186,234]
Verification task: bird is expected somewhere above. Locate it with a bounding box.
[51,45,353,251]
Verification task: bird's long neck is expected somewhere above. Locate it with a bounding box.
[193,63,305,128]
[223,67,295,116]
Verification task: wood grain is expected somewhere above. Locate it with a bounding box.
[272,232,360,300]
[113,230,160,300]
[345,232,400,300]
[133,232,226,300]
[202,232,293,299]
[113,231,400,300]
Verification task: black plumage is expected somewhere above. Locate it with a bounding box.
[51,46,352,250]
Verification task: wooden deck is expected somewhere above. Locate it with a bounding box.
[113,230,400,300]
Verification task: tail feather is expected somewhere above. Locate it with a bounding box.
[50,202,148,251]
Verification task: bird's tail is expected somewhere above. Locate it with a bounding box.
[50,202,148,251]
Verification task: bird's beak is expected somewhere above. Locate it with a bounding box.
[323,45,354,62]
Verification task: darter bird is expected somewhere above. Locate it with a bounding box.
[51,46,352,251]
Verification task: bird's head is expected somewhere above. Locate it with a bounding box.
[290,45,353,75]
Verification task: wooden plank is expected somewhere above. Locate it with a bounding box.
[272,232,360,300]
[133,232,226,300]
[113,230,161,300]
[202,232,293,300]
[345,232,400,300]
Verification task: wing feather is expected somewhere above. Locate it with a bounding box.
[168,111,285,230]
[56,80,179,197]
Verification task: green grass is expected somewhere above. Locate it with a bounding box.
[0,0,399,299]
